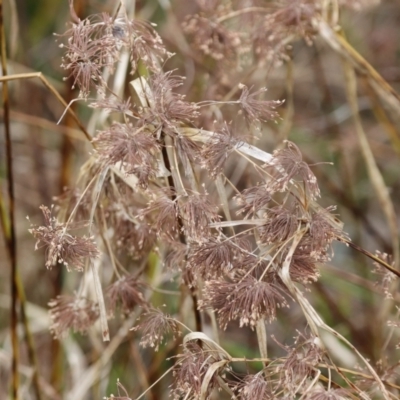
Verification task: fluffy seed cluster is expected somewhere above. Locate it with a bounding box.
[48,295,99,339]
[201,276,289,329]
[29,205,99,271]
[107,276,148,316]
[132,308,181,351]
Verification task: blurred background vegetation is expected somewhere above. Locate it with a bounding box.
[1,0,400,399]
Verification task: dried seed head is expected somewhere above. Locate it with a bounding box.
[264,140,320,200]
[107,276,148,316]
[372,251,396,299]
[48,295,99,339]
[93,122,160,184]
[142,71,199,130]
[139,188,180,240]
[172,342,222,400]
[279,334,324,394]
[200,123,236,177]
[201,276,289,329]
[114,218,157,260]
[90,91,132,114]
[29,205,99,271]
[258,206,299,245]
[288,246,320,284]
[179,192,220,241]
[121,18,167,72]
[306,387,352,400]
[236,373,272,400]
[238,85,283,124]
[236,184,273,218]
[132,308,180,351]
[58,13,120,97]
[183,14,241,63]
[309,206,346,254]
[253,0,319,63]
[188,237,241,279]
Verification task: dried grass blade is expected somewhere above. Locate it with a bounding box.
[255,319,268,370]
[209,219,264,228]
[88,168,110,341]
[343,61,399,273]
[130,76,153,108]
[90,259,109,342]
[279,233,390,399]
[183,332,231,360]
[200,360,228,400]
[316,19,400,129]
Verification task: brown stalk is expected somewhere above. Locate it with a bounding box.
[361,77,400,157]
[0,109,85,140]
[316,19,400,104]
[0,72,91,141]
[342,239,400,279]
[342,59,399,301]
[161,135,202,333]
[0,0,19,397]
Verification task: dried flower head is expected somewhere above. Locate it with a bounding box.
[179,192,220,241]
[107,276,148,315]
[309,206,345,254]
[287,245,320,284]
[279,334,324,395]
[164,241,188,271]
[132,308,181,351]
[200,123,237,177]
[238,84,283,124]
[48,295,99,339]
[258,205,299,245]
[269,0,319,36]
[252,0,319,63]
[236,373,272,400]
[59,12,120,97]
[121,18,167,72]
[172,342,223,400]
[372,251,396,299]
[236,184,273,219]
[188,237,241,279]
[114,217,157,259]
[59,5,168,97]
[93,123,160,183]
[201,275,288,329]
[29,205,99,271]
[139,188,179,239]
[143,71,199,131]
[306,387,352,400]
[264,141,320,200]
[183,14,241,63]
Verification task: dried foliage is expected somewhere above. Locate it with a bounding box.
[2,0,400,399]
